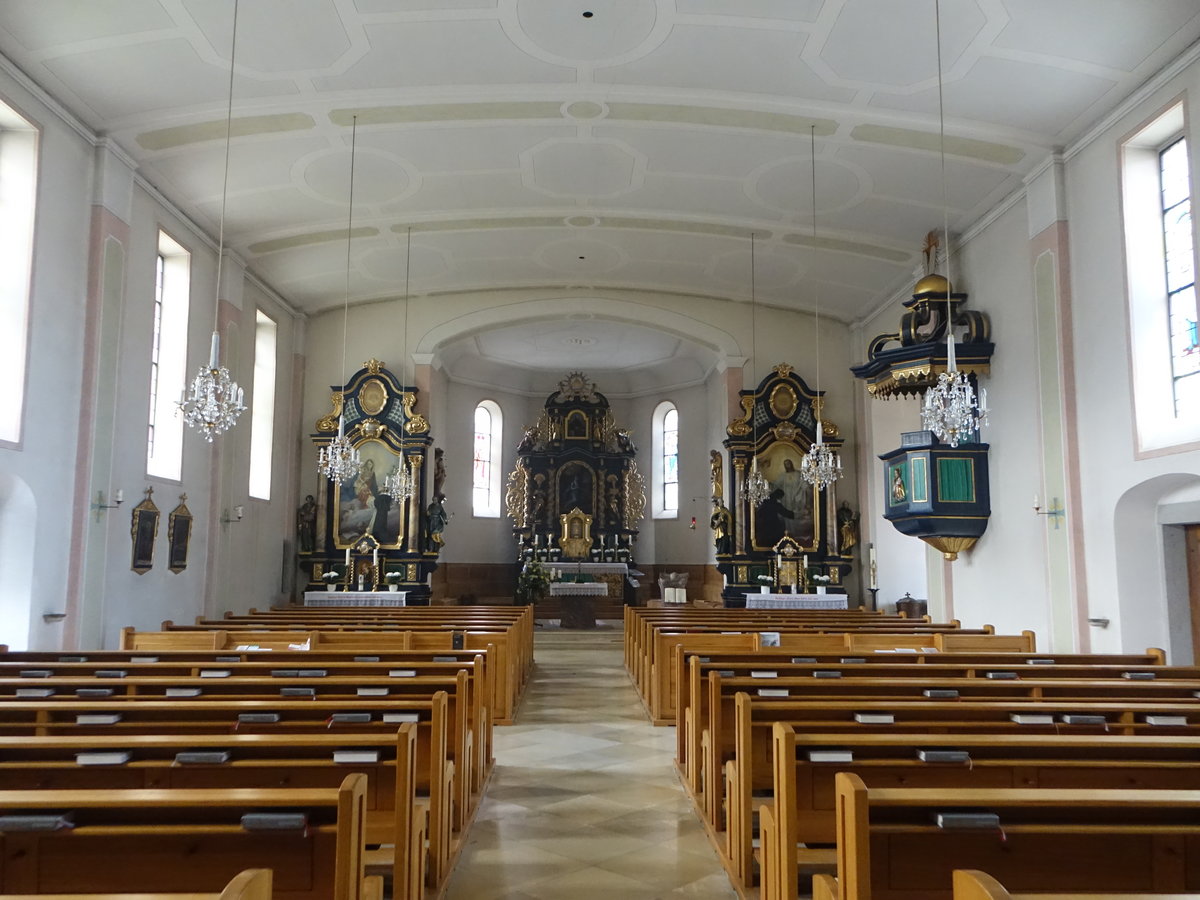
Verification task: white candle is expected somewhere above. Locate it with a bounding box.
[344,546,351,567]
[1033,493,1040,510]
[114,489,123,503]
[802,554,808,571]
[372,548,379,569]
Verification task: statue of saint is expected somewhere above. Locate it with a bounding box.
[297,495,317,554]
[425,497,448,552]
[837,501,860,555]
[710,501,732,556]
[432,447,447,500]
[710,450,723,500]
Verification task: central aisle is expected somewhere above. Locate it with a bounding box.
[444,624,737,899]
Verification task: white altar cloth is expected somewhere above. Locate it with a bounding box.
[746,593,848,609]
[548,582,609,597]
[303,590,406,607]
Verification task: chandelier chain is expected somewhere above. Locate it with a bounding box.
[801,124,842,489]
[743,232,771,507]
[920,0,989,449]
[178,0,245,440]
[383,226,416,501]
[317,115,363,482]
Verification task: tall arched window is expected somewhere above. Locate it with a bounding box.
[652,401,678,518]
[473,400,502,517]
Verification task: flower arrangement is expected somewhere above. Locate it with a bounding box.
[384,571,403,584]
[321,568,343,582]
[516,560,551,605]
[757,574,774,584]
[810,572,832,586]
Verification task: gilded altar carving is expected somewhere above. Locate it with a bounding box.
[401,392,429,434]
[624,462,647,528]
[316,392,344,432]
[726,395,754,436]
[359,378,388,416]
[505,461,528,527]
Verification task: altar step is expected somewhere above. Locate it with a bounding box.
[533,597,626,620]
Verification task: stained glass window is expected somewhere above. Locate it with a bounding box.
[473,401,502,517]
[1161,138,1199,415]
[662,406,678,513]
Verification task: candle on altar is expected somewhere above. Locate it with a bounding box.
[344,546,350,567]
[372,548,379,570]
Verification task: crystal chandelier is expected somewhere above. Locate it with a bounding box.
[800,125,842,489]
[920,0,989,449]
[318,412,360,482]
[382,227,416,501]
[921,328,988,447]
[742,232,771,507]
[383,457,414,501]
[317,116,363,483]
[178,0,245,440]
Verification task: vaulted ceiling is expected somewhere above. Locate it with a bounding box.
[2,0,1199,324]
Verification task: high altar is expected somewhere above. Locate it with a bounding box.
[505,373,646,592]
[302,359,441,603]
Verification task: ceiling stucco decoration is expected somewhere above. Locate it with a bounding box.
[2,0,1198,337]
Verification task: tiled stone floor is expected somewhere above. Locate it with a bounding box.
[443,624,738,899]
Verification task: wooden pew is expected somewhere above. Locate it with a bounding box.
[769,773,1200,900]
[120,626,524,725]
[950,869,1200,900]
[0,730,423,900]
[0,775,371,899]
[681,652,1195,801]
[0,868,274,900]
[720,694,1200,892]
[0,695,455,894]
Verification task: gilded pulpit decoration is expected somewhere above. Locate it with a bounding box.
[719,365,849,604]
[851,252,993,400]
[308,360,437,603]
[507,373,642,565]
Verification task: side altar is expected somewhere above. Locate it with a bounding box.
[300,359,441,603]
[713,364,855,605]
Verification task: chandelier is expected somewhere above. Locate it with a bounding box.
[742,233,772,507]
[382,228,416,502]
[921,329,988,447]
[318,412,361,482]
[920,0,989,449]
[178,0,245,440]
[317,116,363,482]
[800,125,842,489]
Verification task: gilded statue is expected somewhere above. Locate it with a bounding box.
[710,449,723,500]
[710,500,732,556]
[837,501,860,555]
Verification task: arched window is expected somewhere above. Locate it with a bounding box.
[1121,101,1200,451]
[652,401,678,518]
[0,102,38,446]
[472,400,502,517]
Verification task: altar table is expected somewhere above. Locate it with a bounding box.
[746,593,848,609]
[303,590,407,607]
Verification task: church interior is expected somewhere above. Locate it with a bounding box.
[2,1,1200,898]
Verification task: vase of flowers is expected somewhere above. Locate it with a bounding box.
[516,560,551,605]
[321,569,343,592]
[385,571,402,592]
[757,574,773,594]
[811,573,832,595]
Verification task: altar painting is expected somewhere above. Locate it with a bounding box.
[751,441,818,551]
[335,439,404,548]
